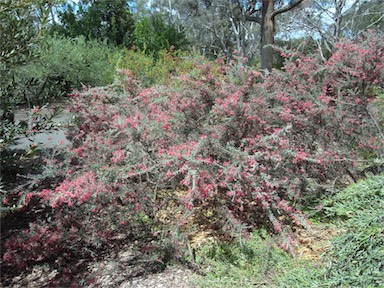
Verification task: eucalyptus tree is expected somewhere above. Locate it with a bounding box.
[288,0,383,59]
[342,0,384,37]
[293,0,357,56]
[236,0,305,71]
[152,0,260,61]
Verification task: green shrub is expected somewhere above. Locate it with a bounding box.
[323,174,384,287]
[1,0,48,137]
[16,36,117,105]
[117,48,209,87]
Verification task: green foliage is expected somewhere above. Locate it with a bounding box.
[51,0,135,47]
[116,48,200,87]
[323,174,384,287]
[0,1,40,68]
[0,1,55,158]
[133,14,188,56]
[0,0,48,111]
[16,36,116,105]
[194,230,322,288]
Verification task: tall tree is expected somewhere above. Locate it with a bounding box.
[297,0,357,57]
[51,0,135,47]
[153,0,260,60]
[239,0,305,71]
[289,0,383,59]
[342,0,384,37]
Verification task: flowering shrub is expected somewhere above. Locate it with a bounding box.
[3,223,61,268]
[2,32,383,272]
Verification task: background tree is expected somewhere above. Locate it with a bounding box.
[51,0,135,47]
[287,0,384,59]
[294,0,358,57]
[152,0,260,61]
[133,14,188,55]
[238,0,305,71]
[342,0,384,37]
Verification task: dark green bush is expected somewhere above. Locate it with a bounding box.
[1,1,47,123]
[133,14,188,56]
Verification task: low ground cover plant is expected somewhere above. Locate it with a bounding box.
[1,32,383,284]
[323,173,384,287]
[193,229,323,288]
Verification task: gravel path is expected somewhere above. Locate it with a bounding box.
[2,244,201,288]
[87,245,200,288]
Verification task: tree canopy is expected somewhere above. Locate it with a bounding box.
[51,0,135,47]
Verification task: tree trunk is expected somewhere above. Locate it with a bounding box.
[261,0,275,72]
[244,0,304,72]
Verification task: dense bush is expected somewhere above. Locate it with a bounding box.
[2,32,383,278]
[133,14,188,56]
[0,0,46,109]
[1,0,48,145]
[0,1,62,186]
[15,36,117,106]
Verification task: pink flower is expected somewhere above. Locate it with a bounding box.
[79,191,91,203]
[111,149,125,163]
[23,193,33,206]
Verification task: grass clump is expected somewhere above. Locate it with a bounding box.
[193,230,323,287]
[323,173,384,287]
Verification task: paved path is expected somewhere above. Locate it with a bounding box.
[10,105,73,151]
